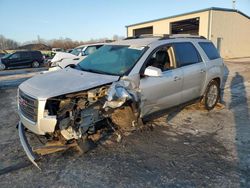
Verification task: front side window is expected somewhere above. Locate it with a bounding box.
[84,46,97,55]
[199,42,220,60]
[145,46,176,72]
[10,53,20,59]
[173,42,201,67]
[2,53,12,59]
[78,45,146,76]
[71,48,83,56]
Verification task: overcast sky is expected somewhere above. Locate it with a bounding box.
[0,0,249,42]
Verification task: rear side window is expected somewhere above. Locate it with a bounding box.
[173,42,201,67]
[199,42,220,60]
[32,51,42,58]
[21,52,31,59]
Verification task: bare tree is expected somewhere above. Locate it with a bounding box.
[0,35,19,50]
[0,34,125,50]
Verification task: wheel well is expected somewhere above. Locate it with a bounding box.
[212,77,221,87]
[202,77,221,98]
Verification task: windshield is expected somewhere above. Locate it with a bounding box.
[78,45,146,76]
[71,48,83,56]
[2,53,12,59]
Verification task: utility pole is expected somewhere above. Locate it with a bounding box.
[232,0,236,9]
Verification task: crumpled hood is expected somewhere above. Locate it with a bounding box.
[19,68,119,99]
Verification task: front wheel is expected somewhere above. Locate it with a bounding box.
[32,61,40,68]
[203,80,220,110]
[0,63,6,70]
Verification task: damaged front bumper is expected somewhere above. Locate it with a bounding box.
[18,121,40,169]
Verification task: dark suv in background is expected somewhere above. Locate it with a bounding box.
[0,51,44,70]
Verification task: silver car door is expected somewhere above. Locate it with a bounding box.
[140,45,183,117]
[140,68,183,117]
[173,42,206,103]
[181,62,206,102]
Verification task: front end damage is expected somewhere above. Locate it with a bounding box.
[18,75,141,168]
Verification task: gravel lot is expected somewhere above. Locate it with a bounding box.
[0,59,250,187]
[0,67,47,89]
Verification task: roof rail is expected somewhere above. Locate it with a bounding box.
[124,34,206,40]
[160,34,206,40]
[124,36,141,40]
[124,34,163,40]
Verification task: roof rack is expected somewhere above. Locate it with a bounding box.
[124,34,206,40]
[160,34,206,40]
[124,34,162,40]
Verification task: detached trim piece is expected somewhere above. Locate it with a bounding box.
[18,122,40,170]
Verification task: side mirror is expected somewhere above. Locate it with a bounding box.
[144,66,162,77]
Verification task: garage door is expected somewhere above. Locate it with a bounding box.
[170,18,200,35]
[133,26,153,36]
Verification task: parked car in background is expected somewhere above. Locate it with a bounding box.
[66,49,73,53]
[0,51,44,70]
[17,35,224,167]
[52,48,64,52]
[48,43,104,71]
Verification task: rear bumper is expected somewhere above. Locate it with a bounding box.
[18,121,40,169]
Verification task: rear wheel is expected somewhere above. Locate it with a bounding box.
[32,61,40,68]
[203,80,220,110]
[0,63,6,70]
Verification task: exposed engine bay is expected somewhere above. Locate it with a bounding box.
[45,81,139,140]
[46,86,109,141]
[18,76,141,169]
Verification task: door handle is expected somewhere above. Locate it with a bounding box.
[174,76,181,81]
[200,69,206,73]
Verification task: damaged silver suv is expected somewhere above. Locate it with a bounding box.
[17,35,224,168]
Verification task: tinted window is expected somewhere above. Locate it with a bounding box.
[21,52,31,59]
[173,42,201,67]
[199,42,220,60]
[9,53,21,59]
[32,51,42,58]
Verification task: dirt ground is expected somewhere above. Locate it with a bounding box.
[0,59,250,188]
[0,67,47,89]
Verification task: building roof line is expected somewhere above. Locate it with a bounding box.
[125,7,250,28]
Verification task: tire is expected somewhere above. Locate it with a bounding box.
[0,63,6,70]
[203,80,220,110]
[32,61,40,68]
